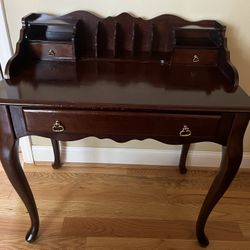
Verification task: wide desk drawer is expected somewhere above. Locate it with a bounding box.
[23,109,221,139]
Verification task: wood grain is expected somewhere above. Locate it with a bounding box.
[61,217,243,241]
[1,163,250,249]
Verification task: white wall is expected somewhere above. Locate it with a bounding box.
[0,0,12,73]
[4,0,250,152]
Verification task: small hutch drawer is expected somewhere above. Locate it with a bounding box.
[29,42,75,61]
[173,49,218,66]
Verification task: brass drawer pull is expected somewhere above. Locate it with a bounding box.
[52,120,65,133]
[193,54,199,63]
[48,49,56,56]
[179,125,191,137]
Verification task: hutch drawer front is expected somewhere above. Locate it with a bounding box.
[29,42,74,60]
[22,109,221,139]
[173,49,218,66]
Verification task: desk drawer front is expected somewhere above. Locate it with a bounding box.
[29,42,75,60]
[23,109,221,139]
[173,49,218,66]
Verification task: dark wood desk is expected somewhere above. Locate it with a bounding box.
[0,11,249,247]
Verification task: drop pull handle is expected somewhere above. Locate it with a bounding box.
[52,120,65,133]
[193,54,200,63]
[179,125,191,137]
[48,49,56,56]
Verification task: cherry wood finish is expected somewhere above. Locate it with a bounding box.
[179,144,190,174]
[196,113,249,246]
[22,109,221,139]
[51,139,61,169]
[29,42,75,61]
[0,106,39,242]
[0,11,249,247]
[173,49,218,66]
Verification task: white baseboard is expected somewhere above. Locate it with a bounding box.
[19,137,34,164]
[32,146,250,168]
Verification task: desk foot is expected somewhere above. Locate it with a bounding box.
[51,139,61,169]
[197,228,209,247]
[196,114,249,247]
[179,144,190,174]
[26,224,39,242]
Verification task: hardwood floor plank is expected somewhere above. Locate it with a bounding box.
[239,222,250,240]
[62,217,244,241]
[86,238,250,250]
[0,172,14,199]
[0,236,86,250]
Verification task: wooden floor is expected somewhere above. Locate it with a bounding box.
[1,163,250,249]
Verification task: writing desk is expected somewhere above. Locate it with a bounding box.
[0,11,250,247]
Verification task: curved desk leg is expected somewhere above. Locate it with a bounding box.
[179,144,190,174]
[196,113,249,247]
[51,139,61,169]
[0,106,39,242]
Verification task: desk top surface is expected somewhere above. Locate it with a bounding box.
[1,60,249,113]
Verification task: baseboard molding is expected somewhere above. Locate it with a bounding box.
[32,145,250,168]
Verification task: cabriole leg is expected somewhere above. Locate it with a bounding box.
[0,106,39,242]
[179,144,190,174]
[51,139,61,169]
[196,114,249,247]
